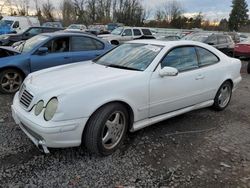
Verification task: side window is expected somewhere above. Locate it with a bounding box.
[133,29,142,36]
[42,28,55,33]
[206,35,217,44]
[71,36,104,51]
[141,29,152,35]
[196,47,219,66]
[42,37,70,53]
[123,29,132,36]
[218,36,227,44]
[26,28,42,36]
[161,47,199,72]
[13,21,19,28]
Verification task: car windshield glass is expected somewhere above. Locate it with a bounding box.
[21,35,49,53]
[0,20,13,27]
[191,35,209,42]
[68,25,82,29]
[95,43,163,71]
[111,27,123,35]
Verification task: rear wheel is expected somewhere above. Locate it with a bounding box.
[213,81,232,111]
[0,69,24,94]
[83,103,129,156]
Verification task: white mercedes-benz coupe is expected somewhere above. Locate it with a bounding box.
[12,40,242,155]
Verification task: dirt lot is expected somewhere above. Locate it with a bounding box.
[0,62,249,188]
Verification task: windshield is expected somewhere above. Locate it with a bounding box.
[189,35,209,42]
[95,43,163,71]
[111,27,124,35]
[68,25,85,29]
[0,20,13,27]
[20,35,49,53]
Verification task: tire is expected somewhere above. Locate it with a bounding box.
[247,61,250,74]
[0,69,24,94]
[213,81,232,111]
[83,103,129,156]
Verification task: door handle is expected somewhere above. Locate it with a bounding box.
[64,57,70,59]
[95,54,101,57]
[195,75,205,80]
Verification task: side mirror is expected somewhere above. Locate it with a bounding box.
[122,32,126,36]
[37,47,48,55]
[159,67,178,77]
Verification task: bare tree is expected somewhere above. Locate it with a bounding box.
[73,0,88,24]
[86,0,97,23]
[61,0,77,26]
[163,0,183,23]
[13,0,30,16]
[5,0,14,15]
[42,0,55,21]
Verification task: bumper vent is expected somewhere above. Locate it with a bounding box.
[19,88,33,108]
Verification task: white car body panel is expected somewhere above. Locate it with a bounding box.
[12,40,242,151]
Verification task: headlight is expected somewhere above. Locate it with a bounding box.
[3,36,9,40]
[44,98,58,121]
[34,100,44,116]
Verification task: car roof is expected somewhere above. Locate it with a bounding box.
[127,39,209,48]
[28,26,62,29]
[40,32,97,38]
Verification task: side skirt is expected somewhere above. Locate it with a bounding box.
[130,100,214,132]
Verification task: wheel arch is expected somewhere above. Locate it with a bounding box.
[0,66,26,79]
[110,40,119,45]
[223,78,234,88]
[82,100,135,141]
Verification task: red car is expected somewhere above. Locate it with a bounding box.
[234,39,250,58]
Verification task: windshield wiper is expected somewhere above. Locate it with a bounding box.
[107,64,141,71]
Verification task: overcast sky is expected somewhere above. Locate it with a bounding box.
[1,0,250,20]
[143,0,250,20]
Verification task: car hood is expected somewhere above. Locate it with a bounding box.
[0,46,20,54]
[26,61,137,94]
[98,34,117,38]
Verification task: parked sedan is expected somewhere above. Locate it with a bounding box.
[11,40,242,156]
[183,33,235,56]
[0,32,113,93]
[234,38,250,59]
[0,26,62,46]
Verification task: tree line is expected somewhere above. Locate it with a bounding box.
[0,0,249,32]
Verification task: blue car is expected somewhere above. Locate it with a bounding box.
[0,32,113,94]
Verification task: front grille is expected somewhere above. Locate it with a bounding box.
[20,89,33,108]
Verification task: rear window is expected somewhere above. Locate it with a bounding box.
[141,29,152,36]
[218,36,228,44]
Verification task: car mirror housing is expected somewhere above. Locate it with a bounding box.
[159,67,179,77]
[122,33,126,36]
[37,47,48,55]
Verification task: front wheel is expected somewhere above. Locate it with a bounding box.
[0,69,24,94]
[83,103,129,156]
[213,81,232,111]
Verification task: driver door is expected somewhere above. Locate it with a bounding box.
[30,36,72,72]
[149,46,205,117]
[120,29,133,43]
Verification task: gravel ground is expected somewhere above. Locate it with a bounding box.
[0,62,250,188]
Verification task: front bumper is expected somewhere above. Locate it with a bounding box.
[11,94,88,153]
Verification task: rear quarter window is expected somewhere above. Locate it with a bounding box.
[141,29,152,36]
[196,47,219,66]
